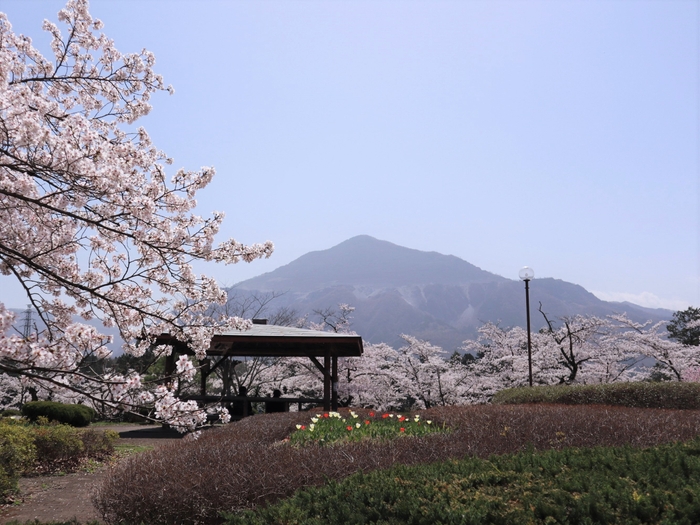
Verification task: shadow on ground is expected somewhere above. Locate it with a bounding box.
[117,425,184,440]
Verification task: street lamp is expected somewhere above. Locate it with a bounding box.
[519,266,534,387]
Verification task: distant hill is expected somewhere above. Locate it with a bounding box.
[232,235,673,351]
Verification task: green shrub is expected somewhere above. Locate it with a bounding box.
[492,381,700,409]
[80,428,119,458]
[0,409,22,418]
[22,401,95,427]
[27,424,119,475]
[26,424,118,472]
[0,421,36,499]
[0,419,119,500]
[225,438,700,525]
[31,423,84,465]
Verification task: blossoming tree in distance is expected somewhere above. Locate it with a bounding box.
[0,0,273,429]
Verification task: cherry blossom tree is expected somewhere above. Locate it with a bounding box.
[463,310,650,397]
[252,305,444,411]
[610,314,693,381]
[537,305,609,384]
[390,335,476,409]
[222,303,697,411]
[263,335,478,412]
[535,306,645,384]
[461,322,535,397]
[309,303,354,333]
[335,342,405,410]
[0,0,273,429]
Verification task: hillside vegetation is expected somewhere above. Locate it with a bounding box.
[95,397,700,524]
[226,439,700,525]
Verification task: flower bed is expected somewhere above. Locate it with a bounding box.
[289,410,442,446]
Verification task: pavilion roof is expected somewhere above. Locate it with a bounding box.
[157,324,363,358]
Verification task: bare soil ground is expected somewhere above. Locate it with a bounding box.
[0,424,183,524]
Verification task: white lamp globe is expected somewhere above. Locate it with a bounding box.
[519,266,535,281]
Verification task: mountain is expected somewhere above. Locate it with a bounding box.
[232,235,673,351]
[238,235,507,291]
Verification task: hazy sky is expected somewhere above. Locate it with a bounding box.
[1,0,698,311]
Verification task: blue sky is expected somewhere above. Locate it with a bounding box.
[1,0,698,311]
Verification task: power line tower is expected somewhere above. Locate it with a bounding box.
[22,304,33,339]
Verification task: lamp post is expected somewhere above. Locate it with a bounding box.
[519,266,534,387]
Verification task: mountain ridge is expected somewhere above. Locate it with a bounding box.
[232,236,672,351]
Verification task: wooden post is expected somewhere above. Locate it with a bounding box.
[222,358,231,397]
[331,354,338,411]
[199,358,210,397]
[164,353,176,387]
[323,351,331,411]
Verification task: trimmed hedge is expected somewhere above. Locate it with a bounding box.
[492,381,700,409]
[32,423,85,464]
[225,438,700,525]
[31,424,118,474]
[21,401,95,427]
[0,419,118,501]
[0,422,36,497]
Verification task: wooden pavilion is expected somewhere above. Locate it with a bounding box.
[156,320,364,412]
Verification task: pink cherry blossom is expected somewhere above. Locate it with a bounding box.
[0,0,272,431]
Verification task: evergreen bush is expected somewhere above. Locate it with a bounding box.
[225,439,700,525]
[21,401,95,427]
[492,381,700,409]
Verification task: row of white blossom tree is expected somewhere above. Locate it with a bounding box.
[165,304,700,414]
[1,302,697,419]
